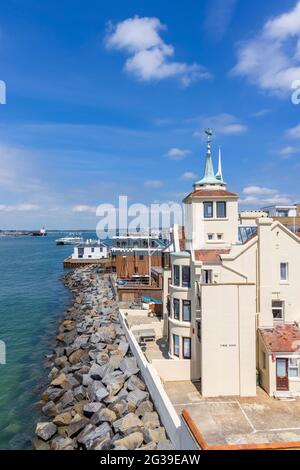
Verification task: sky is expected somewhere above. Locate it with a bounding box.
[1,0,300,229]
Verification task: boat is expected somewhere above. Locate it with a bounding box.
[31,227,47,237]
[56,236,83,246]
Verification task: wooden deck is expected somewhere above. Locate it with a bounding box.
[63,256,115,270]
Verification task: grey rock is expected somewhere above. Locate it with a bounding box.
[127,375,146,391]
[118,341,129,356]
[144,427,166,443]
[41,401,60,418]
[73,385,86,401]
[114,432,143,450]
[60,390,74,408]
[89,363,103,380]
[135,400,153,417]
[65,417,89,437]
[32,437,51,450]
[127,389,149,407]
[120,357,139,377]
[83,402,103,417]
[90,408,117,425]
[113,413,144,436]
[35,422,57,441]
[89,381,109,402]
[142,412,160,430]
[50,435,74,450]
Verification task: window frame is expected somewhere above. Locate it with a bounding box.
[216,201,227,218]
[173,298,180,320]
[173,265,180,286]
[182,266,191,288]
[280,262,288,282]
[182,337,191,359]
[272,300,284,323]
[182,300,191,322]
[288,358,299,379]
[173,334,180,357]
[201,269,213,284]
[203,201,213,219]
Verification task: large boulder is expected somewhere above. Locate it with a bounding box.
[113,432,143,450]
[35,422,57,441]
[113,413,144,436]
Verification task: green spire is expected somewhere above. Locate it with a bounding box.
[194,129,221,187]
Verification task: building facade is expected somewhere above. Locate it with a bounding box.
[72,240,108,260]
[166,130,300,397]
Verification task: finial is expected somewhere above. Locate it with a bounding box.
[216,146,224,182]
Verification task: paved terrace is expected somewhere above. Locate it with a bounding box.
[164,381,300,445]
[121,308,168,361]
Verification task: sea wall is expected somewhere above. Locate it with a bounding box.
[33,266,173,451]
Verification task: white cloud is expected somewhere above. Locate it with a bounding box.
[72,205,97,213]
[232,1,300,95]
[0,203,40,212]
[194,114,247,136]
[144,179,163,188]
[243,186,277,196]
[241,186,292,206]
[105,16,211,86]
[278,145,299,157]
[286,124,300,139]
[167,147,191,160]
[180,172,198,180]
[251,109,270,118]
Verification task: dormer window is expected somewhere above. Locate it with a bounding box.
[217,201,226,218]
[204,202,213,218]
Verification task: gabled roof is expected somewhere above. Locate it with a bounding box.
[260,324,300,353]
[195,249,231,263]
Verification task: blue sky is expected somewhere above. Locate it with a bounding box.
[1,0,300,229]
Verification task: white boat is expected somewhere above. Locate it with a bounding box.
[55,236,83,246]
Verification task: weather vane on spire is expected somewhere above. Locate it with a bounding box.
[205,128,213,141]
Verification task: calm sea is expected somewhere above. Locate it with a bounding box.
[0,232,97,449]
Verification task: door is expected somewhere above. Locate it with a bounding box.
[276,358,289,391]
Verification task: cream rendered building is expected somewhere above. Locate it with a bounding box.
[166,130,300,398]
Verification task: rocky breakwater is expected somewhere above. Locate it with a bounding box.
[34,267,173,451]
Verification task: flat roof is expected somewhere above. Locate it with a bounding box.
[164,381,300,446]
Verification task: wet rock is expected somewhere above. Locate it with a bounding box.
[36,422,57,441]
[42,386,64,403]
[113,432,143,450]
[68,349,87,365]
